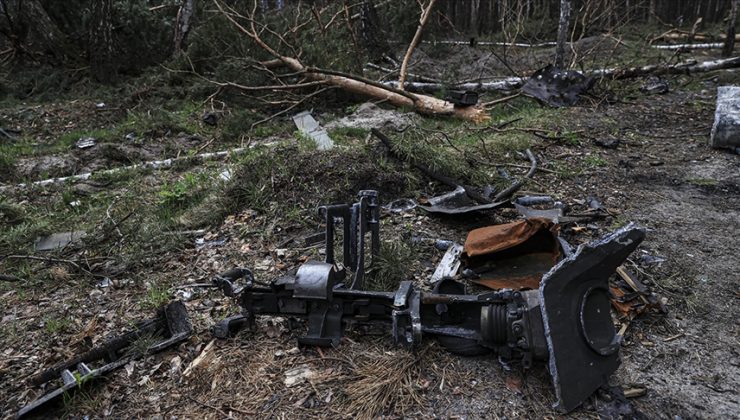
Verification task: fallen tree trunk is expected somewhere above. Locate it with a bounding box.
[383,78,525,93]
[419,40,557,48]
[2,147,253,191]
[592,56,740,79]
[384,57,740,94]
[652,43,723,50]
[214,0,488,123]
[658,32,740,42]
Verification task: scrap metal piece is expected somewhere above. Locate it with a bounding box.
[462,218,561,290]
[429,243,463,283]
[522,65,594,107]
[212,314,251,338]
[292,111,334,151]
[419,186,507,215]
[540,224,645,412]
[213,192,646,413]
[445,90,479,106]
[513,202,563,222]
[76,137,96,149]
[20,301,192,418]
[640,76,669,94]
[710,85,740,149]
[34,231,87,251]
[319,190,379,289]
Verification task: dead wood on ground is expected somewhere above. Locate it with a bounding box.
[213,0,489,123]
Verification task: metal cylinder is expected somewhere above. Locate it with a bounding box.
[480,303,508,345]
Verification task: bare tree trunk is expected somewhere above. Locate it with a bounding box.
[723,0,738,57]
[555,0,571,69]
[174,0,195,54]
[89,0,115,83]
[398,0,437,90]
[0,0,66,59]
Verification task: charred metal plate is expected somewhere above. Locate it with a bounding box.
[294,261,336,300]
[539,224,645,412]
[522,65,594,107]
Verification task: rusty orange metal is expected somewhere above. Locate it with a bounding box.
[462,218,561,291]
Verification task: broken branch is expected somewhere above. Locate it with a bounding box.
[398,0,437,90]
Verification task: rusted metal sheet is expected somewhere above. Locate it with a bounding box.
[462,218,561,290]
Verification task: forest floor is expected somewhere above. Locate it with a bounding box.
[1,33,739,419]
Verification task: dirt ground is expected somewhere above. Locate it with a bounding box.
[1,40,739,420]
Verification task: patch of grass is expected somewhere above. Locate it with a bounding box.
[686,177,719,186]
[552,160,583,179]
[44,316,72,334]
[124,332,161,358]
[366,241,416,291]
[484,132,532,156]
[328,127,369,146]
[121,103,200,138]
[563,131,580,146]
[294,130,318,151]
[221,109,283,142]
[584,154,608,168]
[158,172,212,216]
[141,284,171,310]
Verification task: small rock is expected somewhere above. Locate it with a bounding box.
[640,76,669,95]
[286,347,301,355]
[170,355,182,377]
[76,137,96,149]
[593,138,620,149]
[284,364,314,387]
[202,112,219,126]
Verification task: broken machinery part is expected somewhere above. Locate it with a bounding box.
[18,301,192,419]
[212,191,646,412]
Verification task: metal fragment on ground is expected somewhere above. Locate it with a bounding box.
[19,301,192,418]
[514,202,563,222]
[292,111,334,151]
[640,76,669,94]
[210,191,646,413]
[462,218,561,290]
[76,137,96,149]
[34,231,87,251]
[383,198,417,213]
[419,186,507,215]
[710,85,740,149]
[540,224,645,412]
[522,65,594,107]
[430,243,463,283]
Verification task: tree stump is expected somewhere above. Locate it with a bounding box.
[710,86,740,150]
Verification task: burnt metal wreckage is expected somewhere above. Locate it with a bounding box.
[212,191,646,413]
[17,301,192,419]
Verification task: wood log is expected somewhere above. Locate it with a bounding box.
[652,43,723,50]
[710,86,740,150]
[214,0,488,123]
[592,56,740,79]
[418,40,557,48]
[384,57,740,94]
[383,78,524,93]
